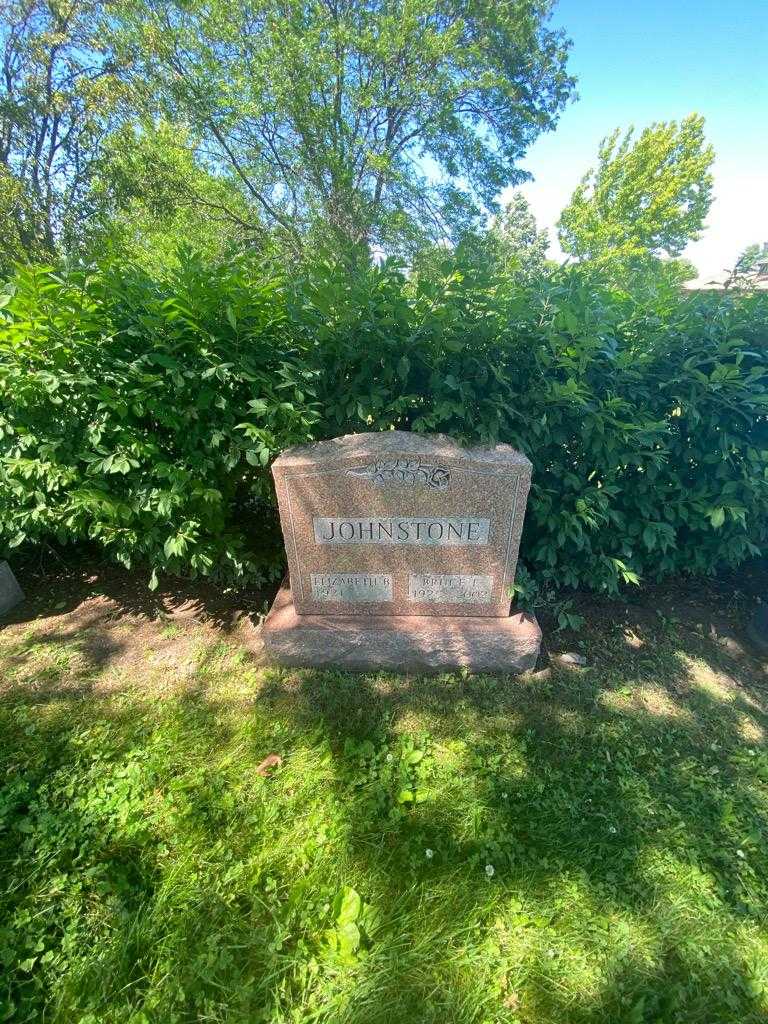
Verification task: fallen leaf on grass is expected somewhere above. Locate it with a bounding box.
[557,651,587,666]
[550,651,587,670]
[256,754,283,776]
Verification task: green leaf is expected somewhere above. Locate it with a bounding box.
[627,997,646,1024]
[147,353,179,370]
[336,922,360,958]
[397,789,414,804]
[110,455,132,475]
[333,886,362,925]
[642,524,656,550]
[710,507,726,529]
[406,750,424,765]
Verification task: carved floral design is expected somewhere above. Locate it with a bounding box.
[347,458,451,490]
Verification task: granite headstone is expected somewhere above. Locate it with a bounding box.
[0,561,24,618]
[262,432,541,672]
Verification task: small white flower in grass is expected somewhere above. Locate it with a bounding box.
[547,948,556,958]
[501,792,508,799]
[737,849,746,859]
[485,863,495,878]
[608,825,617,834]
[425,849,434,860]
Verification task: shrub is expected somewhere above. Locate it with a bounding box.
[0,253,318,585]
[298,255,768,592]
[2,250,767,594]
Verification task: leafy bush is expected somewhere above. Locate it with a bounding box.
[2,250,768,593]
[297,255,768,592]
[0,254,318,585]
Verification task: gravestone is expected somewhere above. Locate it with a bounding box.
[262,432,541,672]
[0,561,24,618]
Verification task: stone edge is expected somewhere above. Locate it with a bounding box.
[273,431,532,469]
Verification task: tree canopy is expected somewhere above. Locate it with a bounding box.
[486,192,550,278]
[0,0,123,265]
[557,114,715,267]
[112,0,574,252]
[724,242,768,290]
[1,3,732,279]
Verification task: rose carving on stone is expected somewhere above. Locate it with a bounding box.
[347,458,451,490]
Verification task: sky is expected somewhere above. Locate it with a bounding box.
[501,0,768,283]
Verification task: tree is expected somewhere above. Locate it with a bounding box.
[114,0,574,253]
[724,242,768,290]
[557,114,715,267]
[0,0,123,265]
[487,192,549,279]
[86,121,261,269]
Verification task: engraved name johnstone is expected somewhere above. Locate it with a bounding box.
[313,516,490,546]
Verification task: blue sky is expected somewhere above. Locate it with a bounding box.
[502,0,768,282]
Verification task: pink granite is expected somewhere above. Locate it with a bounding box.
[262,580,541,673]
[271,431,532,618]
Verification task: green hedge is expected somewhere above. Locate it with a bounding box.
[2,251,767,594]
[0,255,318,586]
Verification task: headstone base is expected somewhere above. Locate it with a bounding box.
[0,561,24,618]
[262,581,541,673]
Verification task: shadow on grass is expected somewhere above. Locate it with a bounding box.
[2,557,275,634]
[1,598,767,1023]
[249,621,768,1022]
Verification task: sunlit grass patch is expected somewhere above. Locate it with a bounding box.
[682,655,740,701]
[600,685,695,724]
[739,716,766,743]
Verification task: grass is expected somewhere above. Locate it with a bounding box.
[1,581,768,1023]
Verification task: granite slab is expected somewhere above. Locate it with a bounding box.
[261,580,541,673]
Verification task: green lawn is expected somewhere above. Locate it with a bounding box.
[1,579,768,1023]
